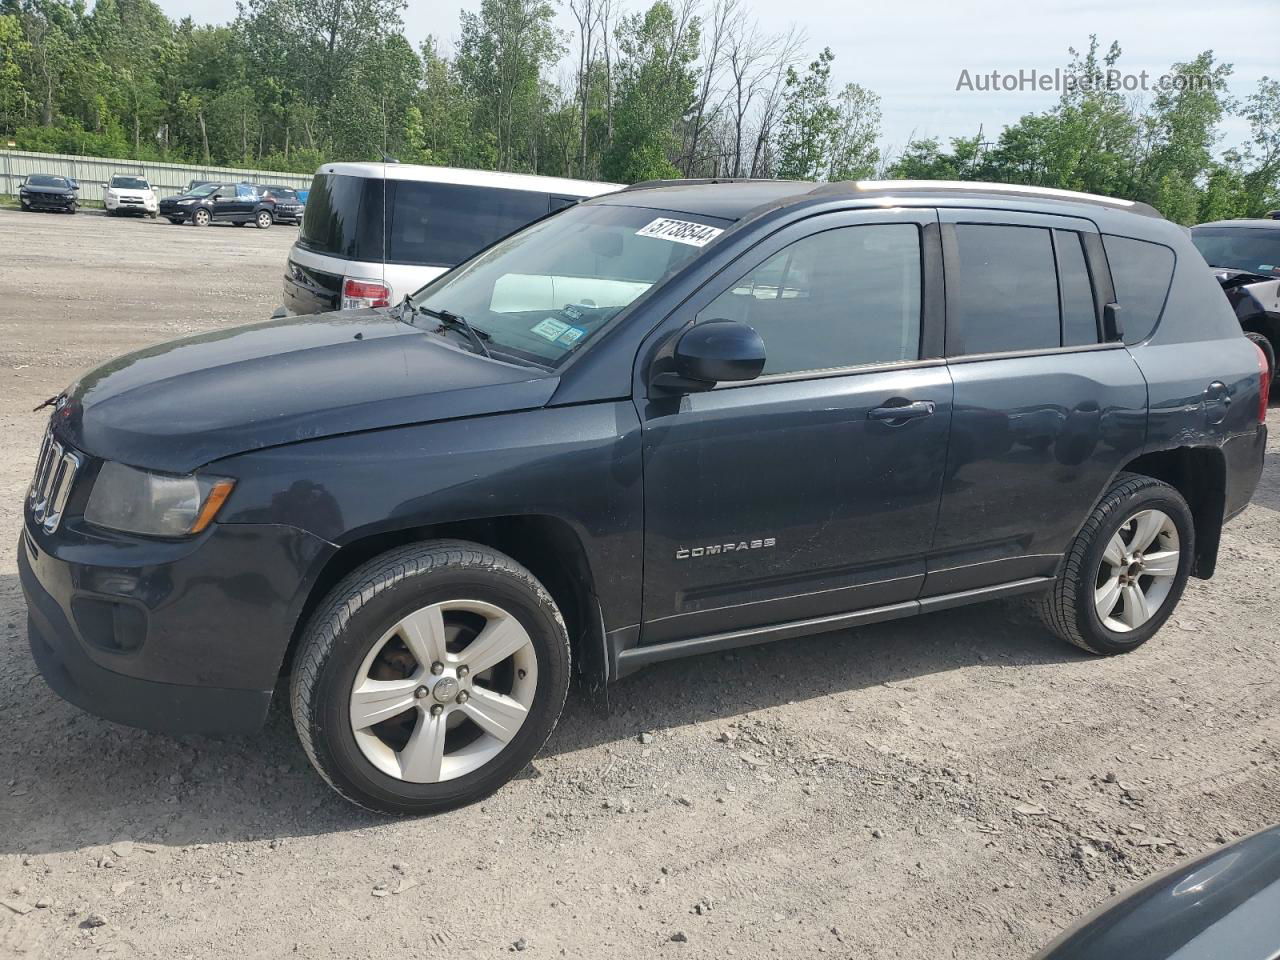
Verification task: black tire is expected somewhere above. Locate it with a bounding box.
[1037,472,1194,655]
[191,208,210,226]
[255,209,273,229]
[291,540,571,815]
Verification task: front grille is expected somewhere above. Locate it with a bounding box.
[29,426,81,534]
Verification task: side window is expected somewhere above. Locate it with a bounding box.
[1102,235,1175,344]
[1055,230,1099,346]
[696,223,922,377]
[951,224,1059,354]
[236,184,257,199]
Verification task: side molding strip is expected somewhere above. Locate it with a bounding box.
[613,576,1052,679]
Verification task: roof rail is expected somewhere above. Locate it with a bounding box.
[807,179,1162,217]
[621,177,788,192]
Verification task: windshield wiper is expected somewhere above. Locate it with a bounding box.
[401,298,492,358]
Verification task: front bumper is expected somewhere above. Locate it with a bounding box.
[106,196,157,214]
[159,203,192,221]
[20,194,75,210]
[19,516,335,735]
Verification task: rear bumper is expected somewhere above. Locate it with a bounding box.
[1223,423,1267,522]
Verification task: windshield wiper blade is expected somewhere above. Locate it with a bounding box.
[404,300,492,358]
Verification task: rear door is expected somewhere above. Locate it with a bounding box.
[925,209,1147,595]
[638,208,953,643]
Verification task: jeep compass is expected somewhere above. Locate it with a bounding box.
[20,179,1269,814]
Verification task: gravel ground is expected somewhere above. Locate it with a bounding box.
[0,206,1277,959]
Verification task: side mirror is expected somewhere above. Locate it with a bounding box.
[1103,302,1123,342]
[652,319,766,393]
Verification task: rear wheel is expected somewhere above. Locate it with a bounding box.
[191,208,210,227]
[291,540,571,815]
[255,209,273,229]
[1037,473,1194,655]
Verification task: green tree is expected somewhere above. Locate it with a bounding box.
[456,0,562,172]
[774,47,836,181]
[600,0,700,183]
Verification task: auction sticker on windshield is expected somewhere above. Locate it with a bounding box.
[636,218,724,247]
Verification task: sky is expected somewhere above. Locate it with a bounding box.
[153,0,1278,159]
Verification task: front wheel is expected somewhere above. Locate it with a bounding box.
[291,540,571,815]
[191,208,210,227]
[1036,473,1194,655]
[255,210,273,229]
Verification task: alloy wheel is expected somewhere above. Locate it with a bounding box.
[1094,508,1181,632]
[348,599,538,783]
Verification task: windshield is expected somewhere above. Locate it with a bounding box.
[27,175,69,188]
[409,203,728,366]
[187,183,219,198]
[1191,227,1280,277]
[111,176,149,190]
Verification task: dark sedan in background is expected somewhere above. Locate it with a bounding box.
[260,184,305,224]
[1193,218,1280,384]
[18,174,79,213]
[159,181,277,228]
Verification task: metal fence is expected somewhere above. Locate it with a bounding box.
[0,149,314,203]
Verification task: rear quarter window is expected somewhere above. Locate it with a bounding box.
[1102,235,1175,344]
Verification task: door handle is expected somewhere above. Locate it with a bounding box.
[868,400,935,422]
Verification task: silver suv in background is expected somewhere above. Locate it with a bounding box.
[282,162,621,313]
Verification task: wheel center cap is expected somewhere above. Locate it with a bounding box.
[1128,561,1143,577]
[432,677,459,703]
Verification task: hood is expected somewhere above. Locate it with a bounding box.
[54,312,558,474]
[21,184,75,195]
[162,192,200,202]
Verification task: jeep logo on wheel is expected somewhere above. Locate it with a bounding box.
[676,538,776,560]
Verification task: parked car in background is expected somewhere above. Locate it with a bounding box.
[1192,218,1280,384]
[260,184,304,224]
[18,174,78,213]
[103,174,158,218]
[21,179,1268,814]
[159,181,276,228]
[283,162,621,313]
[1034,825,1280,959]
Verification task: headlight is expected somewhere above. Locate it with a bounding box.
[85,462,235,537]
[177,198,195,205]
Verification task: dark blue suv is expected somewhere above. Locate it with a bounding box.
[20,179,1269,814]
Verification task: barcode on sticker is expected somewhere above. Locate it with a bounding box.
[635,218,724,247]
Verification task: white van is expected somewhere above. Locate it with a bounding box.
[283,162,622,314]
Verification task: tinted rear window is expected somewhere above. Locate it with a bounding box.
[1103,235,1175,344]
[952,224,1060,355]
[298,174,384,259]
[298,174,563,267]
[1191,226,1280,277]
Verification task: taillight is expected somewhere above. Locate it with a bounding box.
[1255,341,1272,423]
[341,277,390,310]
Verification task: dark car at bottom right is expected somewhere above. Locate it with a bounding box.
[1192,217,1280,384]
[19,178,1269,816]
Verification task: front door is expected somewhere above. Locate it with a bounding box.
[638,209,953,644]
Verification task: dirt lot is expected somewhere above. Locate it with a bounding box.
[0,206,1277,959]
